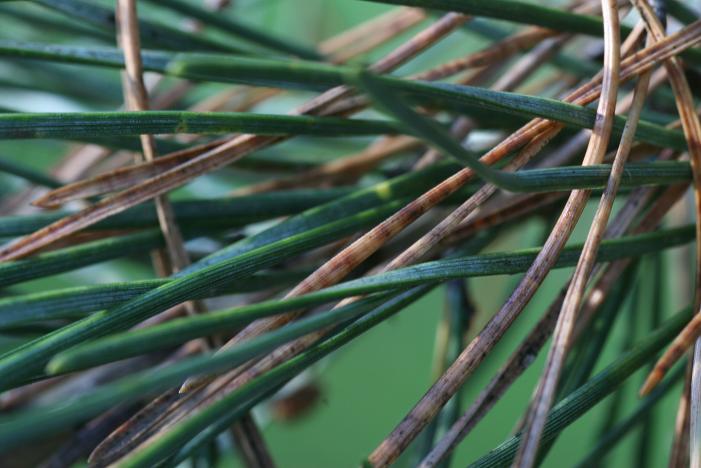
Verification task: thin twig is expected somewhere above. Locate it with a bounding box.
[516,2,630,462]
[117,0,190,272]
[670,361,692,468]
[114,3,276,466]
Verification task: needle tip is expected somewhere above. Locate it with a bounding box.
[639,370,662,396]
